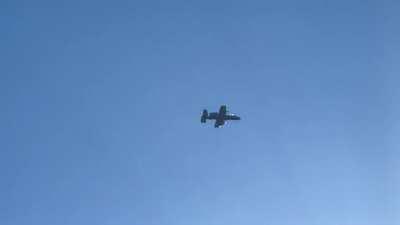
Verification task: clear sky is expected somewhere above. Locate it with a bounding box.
[1,0,399,224]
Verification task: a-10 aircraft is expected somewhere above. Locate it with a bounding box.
[201,105,241,128]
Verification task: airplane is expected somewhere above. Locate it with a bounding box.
[201,105,241,128]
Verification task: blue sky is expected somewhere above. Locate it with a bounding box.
[1,0,399,224]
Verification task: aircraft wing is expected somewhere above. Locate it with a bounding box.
[214,119,225,128]
[218,105,227,115]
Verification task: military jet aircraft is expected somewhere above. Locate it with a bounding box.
[201,105,241,128]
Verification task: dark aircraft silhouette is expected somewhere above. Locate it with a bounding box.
[201,105,241,128]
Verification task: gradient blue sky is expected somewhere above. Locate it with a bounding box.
[1,0,400,224]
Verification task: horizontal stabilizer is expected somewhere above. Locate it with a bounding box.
[201,109,208,123]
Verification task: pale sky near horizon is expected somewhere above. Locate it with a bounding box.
[1,0,400,225]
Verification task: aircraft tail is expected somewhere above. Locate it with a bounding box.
[201,109,208,123]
